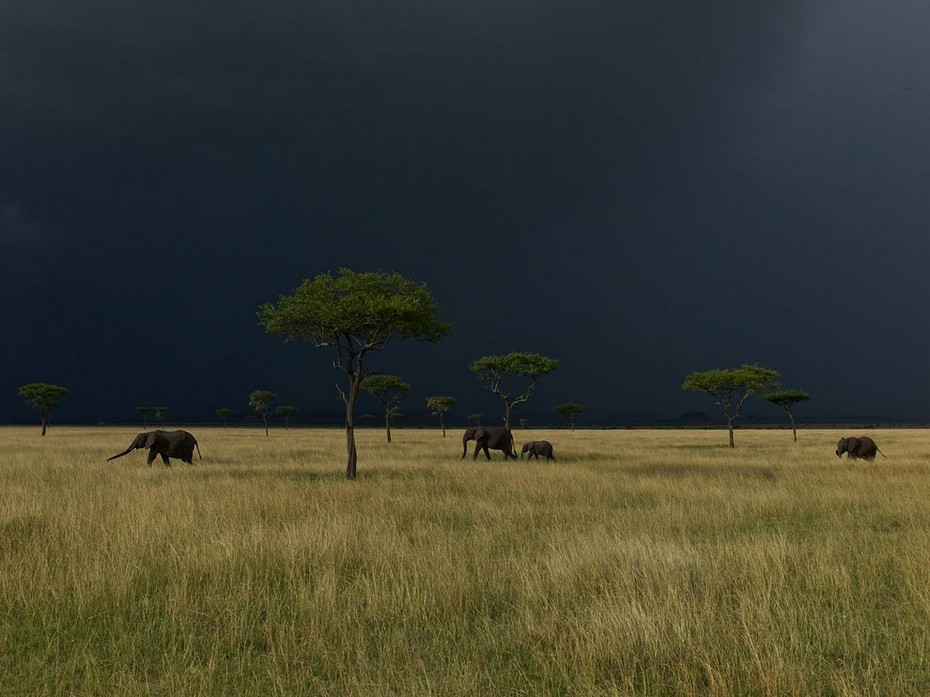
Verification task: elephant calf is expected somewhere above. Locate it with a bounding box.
[836,436,884,461]
[107,429,202,466]
[521,440,556,461]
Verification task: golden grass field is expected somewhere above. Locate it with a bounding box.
[2,425,930,695]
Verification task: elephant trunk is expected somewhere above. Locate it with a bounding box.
[107,446,136,461]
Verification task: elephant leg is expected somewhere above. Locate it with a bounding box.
[160,453,171,467]
[482,445,491,461]
[147,448,157,466]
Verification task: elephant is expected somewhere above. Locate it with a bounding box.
[107,430,202,466]
[836,436,884,461]
[461,426,517,460]
[521,440,556,461]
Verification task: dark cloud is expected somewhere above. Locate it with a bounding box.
[2,1,928,425]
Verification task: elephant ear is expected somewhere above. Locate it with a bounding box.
[143,432,158,448]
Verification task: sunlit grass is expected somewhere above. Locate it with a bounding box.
[1,425,929,695]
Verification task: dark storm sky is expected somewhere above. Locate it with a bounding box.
[2,1,929,425]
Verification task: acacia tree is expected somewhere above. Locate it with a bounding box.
[19,383,70,436]
[763,389,811,442]
[553,402,586,431]
[682,363,780,448]
[361,374,410,443]
[275,405,299,429]
[258,269,451,478]
[154,407,169,428]
[215,408,233,427]
[249,390,277,436]
[426,395,456,437]
[469,352,558,429]
[468,413,484,426]
[136,406,152,428]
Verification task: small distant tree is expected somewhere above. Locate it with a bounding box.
[215,408,233,427]
[275,405,299,429]
[18,383,70,436]
[468,413,485,426]
[249,390,278,436]
[153,407,169,428]
[258,269,451,478]
[518,418,528,429]
[360,413,376,427]
[136,406,153,428]
[469,352,558,429]
[361,374,410,443]
[763,389,811,442]
[682,363,780,448]
[426,396,456,437]
[553,402,586,431]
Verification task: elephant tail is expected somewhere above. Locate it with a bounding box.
[877,447,886,457]
[195,441,203,460]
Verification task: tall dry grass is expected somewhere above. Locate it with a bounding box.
[1,425,929,695]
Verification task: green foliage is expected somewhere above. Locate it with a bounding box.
[274,405,299,428]
[553,402,586,430]
[763,389,812,409]
[469,352,558,428]
[361,375,409,443]
[258,269,451,476]
[249,390,278,436]
[426,396,456,437]
[468,413,485,426]
[682,363,780,447]
[257,269,452,353]
[215,408,233,426]
[18,383,70,435]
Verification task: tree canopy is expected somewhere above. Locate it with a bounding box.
[19,382,70,436]
[361,374,410,443]
[763,389,811,442]
[258,268,451,478]
[249,390,278,436]
[553,402,586,431]
[469,352,558,429]
[426,395,456,437]
[682,363,780,447]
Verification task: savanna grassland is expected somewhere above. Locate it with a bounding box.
[2,426,930,696]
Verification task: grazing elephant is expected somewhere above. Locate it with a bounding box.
[521,440,556,461]
[462,426,517,460]
[107,430,202,466]
[836,436,884,461]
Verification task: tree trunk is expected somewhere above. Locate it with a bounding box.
[570,417,576,432]
[440,414,446,437]
[264,414,269,437]
[726,415,735,448]
[345,378,359,479]
[385,409,392,443]
[504,403,512,430]
[789,411,797,442]
[40,411,48,436]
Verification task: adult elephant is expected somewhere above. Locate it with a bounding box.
[462,426,517,460]
[836,436,884,461]
[521,440,556,461]
[107,430,202,466]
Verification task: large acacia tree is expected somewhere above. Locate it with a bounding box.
[682,363,780,448]
[361,374,409,443]
[258,269,451,478]
[19,382,70,436]
[469,352,558,429]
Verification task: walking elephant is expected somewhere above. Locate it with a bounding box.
[462,426,517,460]
[521,440,556,461]
[836,436,883,461]
[107,430,202,466]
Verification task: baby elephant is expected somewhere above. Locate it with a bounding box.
[836,436,884,461]
[521,440,556,461]
[107,429,202,466]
